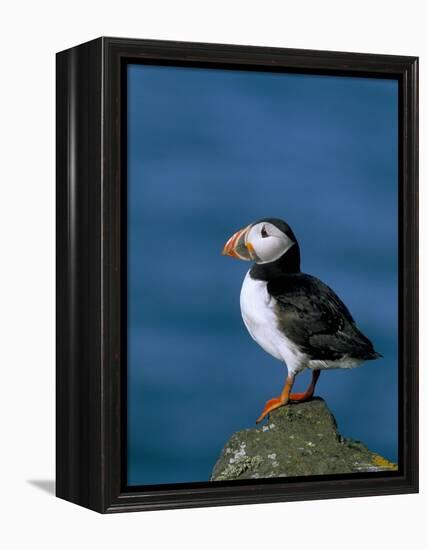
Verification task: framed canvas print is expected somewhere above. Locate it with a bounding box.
[56,37,418,513]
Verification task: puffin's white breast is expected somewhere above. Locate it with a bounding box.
[239,270,306,374]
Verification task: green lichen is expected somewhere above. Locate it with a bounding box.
[215,455,264,481]
[211,398,398,481]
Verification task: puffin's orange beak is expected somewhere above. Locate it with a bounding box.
[222,225,253,260]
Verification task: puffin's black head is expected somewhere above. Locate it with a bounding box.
[222,217,301,273]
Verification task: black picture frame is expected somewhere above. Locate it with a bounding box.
[56,37,419,513]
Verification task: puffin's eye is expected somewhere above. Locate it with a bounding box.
[261,226,269,238]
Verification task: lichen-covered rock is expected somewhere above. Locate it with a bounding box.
[211,398,397,481]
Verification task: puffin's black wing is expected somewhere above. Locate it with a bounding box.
[268,273,380,361]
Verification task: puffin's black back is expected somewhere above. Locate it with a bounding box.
[269,273,380,361]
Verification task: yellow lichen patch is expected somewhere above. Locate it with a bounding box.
[371,454,398,471]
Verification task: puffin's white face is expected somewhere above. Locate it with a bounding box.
[245,222,294,264]
[222,221,295,264]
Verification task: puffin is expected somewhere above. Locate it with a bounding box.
[222,218,381,424]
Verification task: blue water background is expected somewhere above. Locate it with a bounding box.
[127,65,398,486]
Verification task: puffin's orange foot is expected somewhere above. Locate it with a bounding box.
[289,390,313,403]
[256,397,288,424]
[289,370,321,403]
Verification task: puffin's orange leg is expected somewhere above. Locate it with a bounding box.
[256,374,295,424]
[289,370,321,403]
